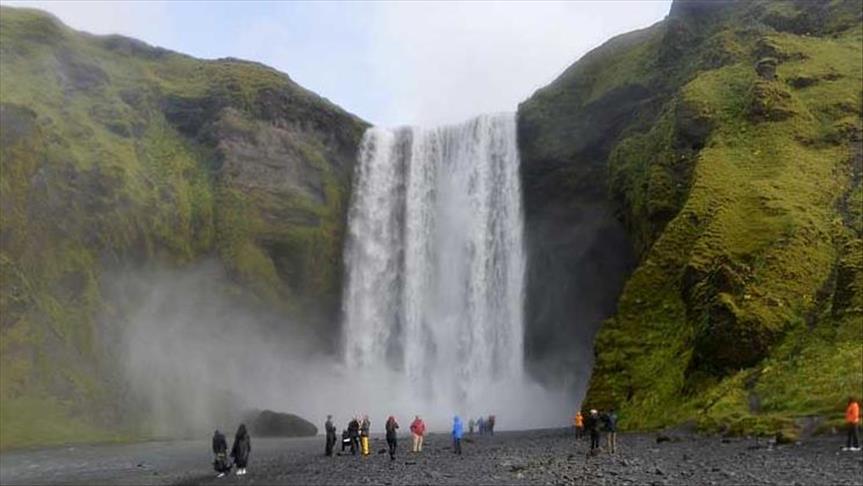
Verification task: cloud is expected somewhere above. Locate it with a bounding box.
[1,0,671,130]
[2,0,175,46]
[364,1,671,126]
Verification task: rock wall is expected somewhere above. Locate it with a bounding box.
[518,0,863,434]
[0,7,366,449]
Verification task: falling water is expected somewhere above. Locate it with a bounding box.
[342,113,526,418]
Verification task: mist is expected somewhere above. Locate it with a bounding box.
[100,259,574,439]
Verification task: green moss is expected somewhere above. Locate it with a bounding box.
[0,5,365,449]
[580,1,863,435]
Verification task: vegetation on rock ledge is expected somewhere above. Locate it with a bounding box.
[520,0,862,437]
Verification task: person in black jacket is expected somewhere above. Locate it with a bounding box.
[325,415,337,456]
[585,409,601,451]
[212,430,231,478]
[385,416,399,460]
[230,424,251,476]
[348,417,360,455]
[341,429,351,452]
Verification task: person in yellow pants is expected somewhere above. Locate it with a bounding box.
[360,415,371,455]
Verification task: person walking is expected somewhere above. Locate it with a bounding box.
[574,411,584,439]
[586,409,601,452]
[452,416,464,455]
[488,415,496,435]
[348,417,360,455]
[212,430,231,478]
[844,397,861,451]
[360,415,371,456]
[477,416,485,435]
[385,416,399,460]
[410,415,426,453]
[325,415,337,456]
[603,409,618,453]
[230,424,251,476]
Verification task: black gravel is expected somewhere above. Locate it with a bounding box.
[2,429,861,485]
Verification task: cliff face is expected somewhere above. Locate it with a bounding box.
[519,0,862,435]
[0,7,366,448]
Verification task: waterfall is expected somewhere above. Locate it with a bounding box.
[342,113,525,416]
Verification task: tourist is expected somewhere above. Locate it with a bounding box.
[230,424,251,476]
[603,408,618,453]
[212,430,231,478]
[844,397,860,451]
[341,428,351,452]
[452,416,464,455]
[410,415,426,453]
[478,416,486,435]
[348,417,360,455]
[385,416,399,460]
[586,409,601,452]
[488,415,496,435]
[469,418,476,435]
[325,415,337,456]
[574,411,584,439]
[360,415,371,456]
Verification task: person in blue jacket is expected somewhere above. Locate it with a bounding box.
[452,416,464,455]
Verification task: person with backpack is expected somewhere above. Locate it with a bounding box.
[348,417,360,455]
[230,424,251,476]
[212,430,231,478]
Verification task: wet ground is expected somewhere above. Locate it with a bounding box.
[1,429,861,485]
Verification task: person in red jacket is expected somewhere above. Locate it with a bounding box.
[844,397,860,451]
[410,415,426,453]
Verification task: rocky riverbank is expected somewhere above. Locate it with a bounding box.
[2,428,860,485]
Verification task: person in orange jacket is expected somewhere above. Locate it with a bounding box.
[844,396,860,451]
[573,411,584,439]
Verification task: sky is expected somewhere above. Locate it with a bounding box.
[2,1,672,127]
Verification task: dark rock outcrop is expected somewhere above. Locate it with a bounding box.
[246,410,318,437]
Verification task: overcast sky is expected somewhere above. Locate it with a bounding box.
[3,1,671,127]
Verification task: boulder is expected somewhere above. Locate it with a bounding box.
[246,409,317,437]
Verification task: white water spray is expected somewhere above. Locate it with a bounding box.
[341,113,561,428]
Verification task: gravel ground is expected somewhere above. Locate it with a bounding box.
[2,429,861,485]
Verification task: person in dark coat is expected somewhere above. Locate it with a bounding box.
[385,416,399,460]
[341,429,351,452]
[602,409,618,453]
[488,415,496,435]
[212,430,231,477]
[325,415,337,456]
[585,409,601,452]
[348,417,360,455]
[230,424,251,476]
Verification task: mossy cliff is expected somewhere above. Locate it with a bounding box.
[519,0,862,436]
[0,7,366,449]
